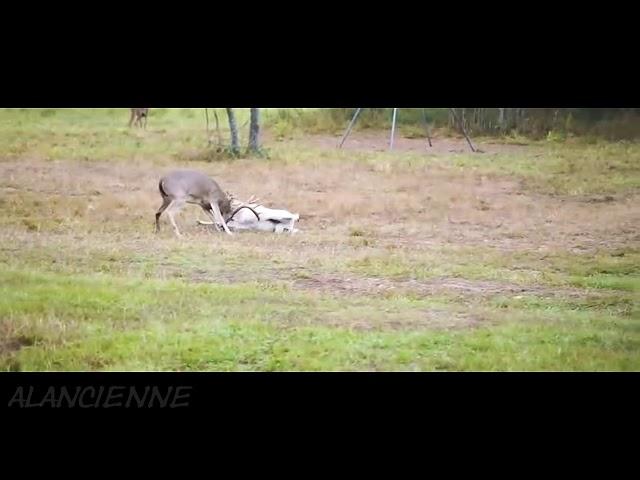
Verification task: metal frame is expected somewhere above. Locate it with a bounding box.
[338,108,476,152]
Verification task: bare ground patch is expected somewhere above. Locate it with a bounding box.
[289,272,604,300]
[1,155,637,254]
[0,335,36,356]
[278,131,538,156]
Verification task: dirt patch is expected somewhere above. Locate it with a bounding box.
[141,258,585,302]
[0,335,36,355]
[282,131,536,156]
[2,155,637,256]
[583,195,616,203]
[291,273,600,300]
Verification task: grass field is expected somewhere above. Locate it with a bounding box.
[1,108,639,371]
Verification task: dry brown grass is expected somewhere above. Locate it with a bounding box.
[2,144,638,236]
[1,137,638,300]
[2,127,640,371]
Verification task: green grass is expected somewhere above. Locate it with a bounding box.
[449,141,640,195]
[0,108,288,163]
[347,247,640,291]
[1,108,639,371]
[1,268,638,371]
[2,108,639,196]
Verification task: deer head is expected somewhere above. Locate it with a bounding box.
[225,192,261,222]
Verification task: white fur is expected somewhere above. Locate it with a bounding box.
[198,203,300,234]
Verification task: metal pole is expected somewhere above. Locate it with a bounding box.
[339,108,363,148]
[389,108,398,151]
[422,108,433,147]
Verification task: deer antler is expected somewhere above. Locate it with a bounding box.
[246,194,260,205]
[227,205,260,222]
[222,192,261,222]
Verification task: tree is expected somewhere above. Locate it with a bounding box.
[225,108,239,155]
[248,108,260,153]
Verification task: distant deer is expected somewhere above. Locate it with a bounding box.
[129,108,149,129]
[155,170,259,237]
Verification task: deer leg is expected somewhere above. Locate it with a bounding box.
[210,202,233,236]
[199,204,222,232]
[155,197,172,233]
[166,199,185,237]
[128,110,135,127]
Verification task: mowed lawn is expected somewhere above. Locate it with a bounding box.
[0,108,639,371]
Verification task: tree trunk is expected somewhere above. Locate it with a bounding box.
[226,108,239,154]
[498,108,505,131]
[248,108,260,153]
[449,109,456,129]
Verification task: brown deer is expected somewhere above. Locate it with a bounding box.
[155,170,259,237]
[129,108,149,129]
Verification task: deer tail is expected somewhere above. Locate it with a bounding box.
[158,179,167,197]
